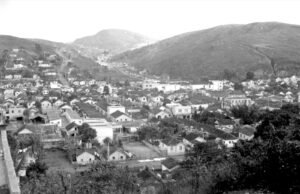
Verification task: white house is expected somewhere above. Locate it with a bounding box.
[239,125,255,141]
[159,139,185,156]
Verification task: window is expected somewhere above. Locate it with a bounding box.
[179,146,182,150]
[11,110,14,113]
[170,146,173,151]
[178,109,182,113]
[120,156,123,159]
[112,156,115,160]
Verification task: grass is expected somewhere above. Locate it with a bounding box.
[123,141,160,159]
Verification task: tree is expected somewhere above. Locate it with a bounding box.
[246,71,255,80]
[78,124,97,143]
[233,82,243,91]
[230,105,260,125]
[103,85,110,95]
[26,161,48,178]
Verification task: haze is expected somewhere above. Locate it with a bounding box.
[0,0,300,43]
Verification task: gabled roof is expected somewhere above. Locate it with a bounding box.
[239,125,255,136]
[161,138,182,146]
[161,157,179,170]
[184,133,200,142]
[65,122,79,131]
[110,110,126,118]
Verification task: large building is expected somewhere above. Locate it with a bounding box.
[222,91,252,109]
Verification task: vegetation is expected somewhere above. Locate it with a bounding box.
[77,123,97,143]
[174,104,300,194]
[112,22,300,81]
[21,162,138,194]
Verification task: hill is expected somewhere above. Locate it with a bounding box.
[0,35,55,54]
[112,22,300,81]
[73,29,154,54]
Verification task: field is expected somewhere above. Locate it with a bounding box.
[123,142,160,159]
[43,149,75,173]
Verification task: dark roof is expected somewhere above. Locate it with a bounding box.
[110,110,126,118]
[239,125,255,136]
[65,122,79,131]
[216,119,235,125]
[161,157,179,170]
[161,138,181,146]
[75,148,97,157]
[184,133,200,142]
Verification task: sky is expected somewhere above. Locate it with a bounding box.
[0,0,300,43]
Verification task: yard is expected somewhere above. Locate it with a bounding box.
[43,149,89,173]
[123,141,161,159]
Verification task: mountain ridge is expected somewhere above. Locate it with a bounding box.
[111,22,300,81]
[73,29,155,54]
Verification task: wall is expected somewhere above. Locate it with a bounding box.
[1,130,21,194]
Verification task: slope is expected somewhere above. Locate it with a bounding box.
[112,22,300,81]
[73,29,154,54]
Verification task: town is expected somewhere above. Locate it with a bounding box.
[0,45,300,193]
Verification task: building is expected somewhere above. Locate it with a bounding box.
[71,147,97,165]
[5,105,26,120]
[239,125,255,140]
[63,109,83,125]
[110,111,133,122]
[159,138,185,156]
[16,124,64,149]
[222,91,252,109]
[46,109,62,127]
[161,158,180,172]
[108,149,128,161]
[183,133,206,149]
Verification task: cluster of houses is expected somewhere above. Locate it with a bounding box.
[3,47,300,180]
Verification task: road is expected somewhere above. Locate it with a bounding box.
[56,48,71,87]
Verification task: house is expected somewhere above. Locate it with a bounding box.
[222,91,252,109]
[215,132,238,148]
[169,104,192,119]
[161,158,180,172]
[5,74,13,80]
[110,111,133,122]
[41,100,52,112]
[239,125,255,140]
[108,149,128,161]
[13,74,22,79]
[107,104,126,115]
[215,119,235,133]
[53,99,64,107]
[58,104,72,112]
[183,133,206,149]
[151,108,171,119]
[72,148,97,165]
[46,109,62,127]
[63,109,83,125]
[16,124,64,149]
[65,122,79,136]
[159,138,185,156]
[5,105,26,120]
